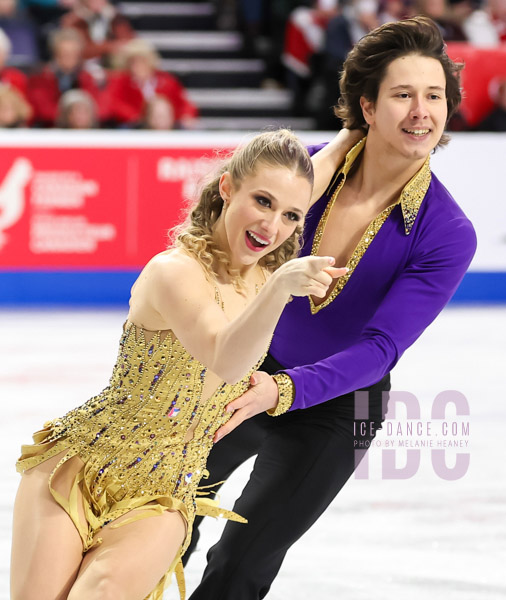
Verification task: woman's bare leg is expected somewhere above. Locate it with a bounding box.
[10,452,85,600]
[68,508,186,600]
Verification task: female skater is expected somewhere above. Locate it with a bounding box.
[10,128,358,600]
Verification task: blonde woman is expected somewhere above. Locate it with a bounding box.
[11,128,356,600]
[0,84,31,127]
[108,38,198,128]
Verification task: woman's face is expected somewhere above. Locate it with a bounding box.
[67,102,95,129]
[129,55,153,82]
[218,165,311,270]
[0,97,18,126]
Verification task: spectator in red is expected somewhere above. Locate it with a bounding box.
[61,0,134,66]
[27,27,108,126]
[107,38,198,129]
[0,27,27,97]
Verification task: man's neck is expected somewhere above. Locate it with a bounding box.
[348,136,428,210]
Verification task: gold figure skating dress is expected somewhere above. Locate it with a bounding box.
[16,320,262,599]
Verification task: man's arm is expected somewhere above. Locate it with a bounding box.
[285,216,477,410]
[214,213,477,440]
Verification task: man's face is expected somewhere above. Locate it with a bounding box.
[54,39,82,73]
[361,53,448,161]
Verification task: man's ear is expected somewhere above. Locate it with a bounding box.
[360,96,375,126]
[219,172,233,203]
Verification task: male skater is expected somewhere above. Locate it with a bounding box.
[187,16,477,598]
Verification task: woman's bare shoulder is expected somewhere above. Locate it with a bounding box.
[128,249,214,329]
[145,248,209,288]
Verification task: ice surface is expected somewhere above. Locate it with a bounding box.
[1,307,504,599]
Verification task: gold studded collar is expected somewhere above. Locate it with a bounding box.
[325,137,432,236]
[398,153,432,235]
[308,138,432,314]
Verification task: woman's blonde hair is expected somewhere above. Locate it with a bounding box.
[172,129,313,286]
[0,84,32,125]
[116,38,159,70]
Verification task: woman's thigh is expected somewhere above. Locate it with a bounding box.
[11,451,85,600]
[69,507,186,600]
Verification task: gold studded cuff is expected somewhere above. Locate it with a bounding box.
[267,374,295,417]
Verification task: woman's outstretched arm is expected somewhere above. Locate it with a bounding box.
[137,250,345,384]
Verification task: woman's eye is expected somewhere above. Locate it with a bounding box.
[255,195,270,207]
[397,93,410,99]
[285,212,300,222]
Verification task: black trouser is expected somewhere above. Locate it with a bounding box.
[186,354,391,599]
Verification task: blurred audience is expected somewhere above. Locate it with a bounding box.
[0,27,28,95]
[0,0,39,67]
[212,0,237,31]
[0,81,31,125]
[307,0,384,126]
[282,0,339,80]
[56,87,97,127]
[107,39,198,129]
[282,0,340,115]
[475,77,506,130]
[235,0,264,56]
[142,94,176,130]
[281,0,506,128]
[61,0,134,66]
[379,0,412,23]
[21,0,76,61]
[27,27,107,126]
[0,0,505,131]
[463,0,506,45]
[415,0,467,40]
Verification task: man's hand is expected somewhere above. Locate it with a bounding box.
[213,372,279,443]
[310,128,365,205]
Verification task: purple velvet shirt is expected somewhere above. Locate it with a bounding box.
[270,141,477,411]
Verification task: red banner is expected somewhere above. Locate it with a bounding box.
[446,43,506,126]
[0,145,230,268]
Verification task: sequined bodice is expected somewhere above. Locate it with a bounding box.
[45,321,265,529]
